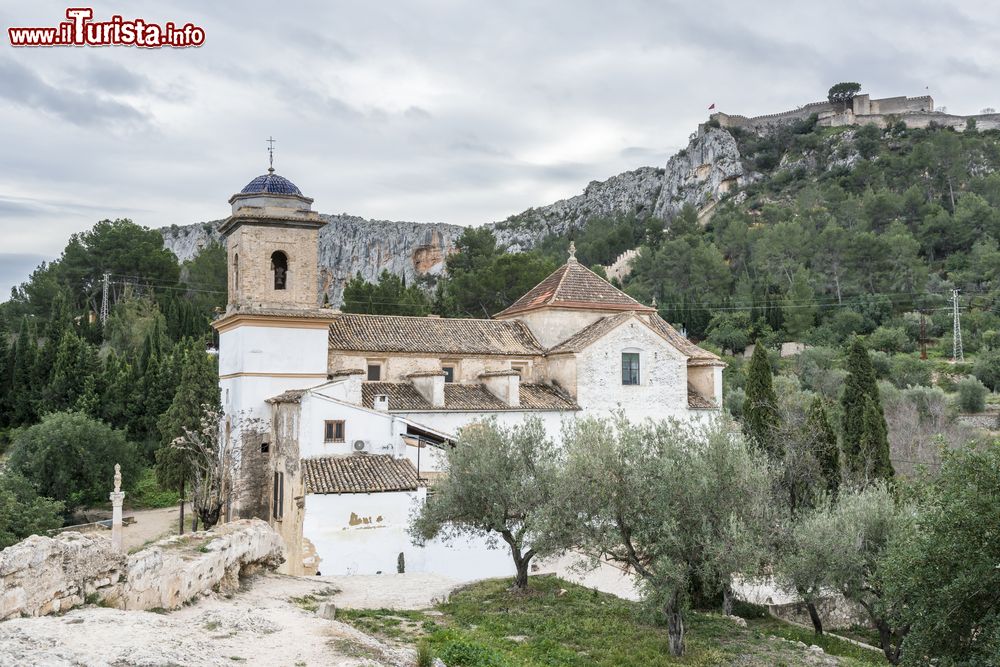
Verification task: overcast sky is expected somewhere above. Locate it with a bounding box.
[0,0,997,298]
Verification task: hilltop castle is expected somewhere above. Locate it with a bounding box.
[707,92,1000,134]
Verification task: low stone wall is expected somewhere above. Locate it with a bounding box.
[769,596,869,630]
[956,412,1000,430]
[0,519,284,621]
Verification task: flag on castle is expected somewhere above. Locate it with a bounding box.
[708,103,716,110]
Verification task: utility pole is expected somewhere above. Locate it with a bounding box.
[100,272,110,324]
[952,289,964,362]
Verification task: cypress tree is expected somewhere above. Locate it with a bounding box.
[744,341,782,458]
[806,396,840,496]
[841,337,890,482]
[43,330,92,414]
[155,342,220,533]
[0,332,11,426]
[860,397,894,481]
[11,318,37,425]
[100,351,134,431]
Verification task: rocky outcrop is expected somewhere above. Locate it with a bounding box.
[652,127,751,220]
[0,519,284,621]
[158,126,754,305]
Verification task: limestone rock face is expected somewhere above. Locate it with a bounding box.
[492,166,666,252]
[0,519,284,621]
[652,127,751,220]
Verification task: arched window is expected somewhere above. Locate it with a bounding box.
[233,253,239,292]
[271,251,288,290]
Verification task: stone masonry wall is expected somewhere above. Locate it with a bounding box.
[0,519,284,621]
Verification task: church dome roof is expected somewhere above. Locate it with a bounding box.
[239,170,303,196]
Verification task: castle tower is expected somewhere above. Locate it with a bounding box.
[213,162,336,424]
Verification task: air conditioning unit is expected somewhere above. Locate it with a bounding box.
[352,440,370,454]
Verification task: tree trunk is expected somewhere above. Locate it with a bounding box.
[722,586,734,616]
[514,557,530,590]
[178,476,185,535]
[665,591,685,657]
[500,530,534,591]
[806,601,824,636]
[875,618,903,665]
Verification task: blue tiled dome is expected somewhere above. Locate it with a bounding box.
[239,171,302,196]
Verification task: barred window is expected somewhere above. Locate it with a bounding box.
[324,420,345,443]
[622,352,640,385]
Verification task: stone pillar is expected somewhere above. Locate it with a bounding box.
[110,463,125,552]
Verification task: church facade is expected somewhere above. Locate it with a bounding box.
[214,168,724,576]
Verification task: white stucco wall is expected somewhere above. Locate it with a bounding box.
[575,319,691,421]
[506,308,608,349]
[303,489,516,578]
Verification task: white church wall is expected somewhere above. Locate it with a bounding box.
[296,394,405,460]
[303,489,515,579]
[575,319,691,421]
[220,325,328,376]
[392,409,574,445]
[506,308,608,349]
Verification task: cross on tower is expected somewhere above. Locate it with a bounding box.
[266,136,276,173]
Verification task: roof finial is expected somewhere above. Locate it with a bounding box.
[651,295,658,309]
[266,136,276,174]
[568,241,577,262]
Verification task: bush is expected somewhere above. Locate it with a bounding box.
[0,473,64,548]
[956,376,988,413]
[870,350,891,379]
[7,412,140,510]
[867,326,913,354]
[973,349,1000,391]
[888,355,932,388]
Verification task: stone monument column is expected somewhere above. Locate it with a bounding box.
[110,463,125,551]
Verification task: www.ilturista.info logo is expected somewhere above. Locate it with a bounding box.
[8,8,205,48]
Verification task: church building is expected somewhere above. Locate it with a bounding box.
[214,166,724,577]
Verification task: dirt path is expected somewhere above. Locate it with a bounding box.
[0,574,415,667]
[121,504,189,552]
[319,572,462,609]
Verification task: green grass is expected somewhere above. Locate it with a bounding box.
[126,468,180,510]
[337,575,885,666]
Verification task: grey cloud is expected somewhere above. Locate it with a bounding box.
[0,57,148,127]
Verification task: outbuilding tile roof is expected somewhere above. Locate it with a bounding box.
[361,382,579,412]
[266,388,309,404]
[328,313,543,356]
[687,386,718,410]
[302,455,418,494]
[495,259,654,317]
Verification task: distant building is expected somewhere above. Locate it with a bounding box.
[215,167,724,576]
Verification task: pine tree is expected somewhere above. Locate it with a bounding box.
[744,342,782,458]
[806,396,840,496]
[860,397,894,481]
[841,338,891,482]
[11,318,37,426]
[33,292,71,388]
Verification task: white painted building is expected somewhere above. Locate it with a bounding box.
[215,168,724,576]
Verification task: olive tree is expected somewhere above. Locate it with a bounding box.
[544,415,774,657]
[782,483,913,664]
[409,417,560,590]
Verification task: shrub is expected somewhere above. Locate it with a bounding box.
[7,411,139,510]
[416,641,435,667]
[956,376,988,413]
[888,355,932,388]
[867,326,912,354]
[973,349,1000,391]
[869,350,891,379]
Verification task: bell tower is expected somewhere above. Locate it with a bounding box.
[213,149,336,424]
[219,162,325,311]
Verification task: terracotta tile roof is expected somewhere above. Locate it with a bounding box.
[362,382,579,412]
[687,386,718,410]
[328,313,543,356]
[302,455,418,494]
[265,388,309,404]
[495,259,654,317]
[546,311,724,367]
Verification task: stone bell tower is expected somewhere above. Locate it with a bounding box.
[218,164,325,311]
[212,154,336,424]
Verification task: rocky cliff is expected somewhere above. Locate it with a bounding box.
[159,127,751,305]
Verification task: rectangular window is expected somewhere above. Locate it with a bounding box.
[622,352,640,385]
[324,420,345,443]
[511,362,528,377]
[441,366,455,383]
[272,471,284,520]
[366,362,382,381]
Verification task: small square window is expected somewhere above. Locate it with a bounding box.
[325,420,345,443]
[442,366,455,383]
[366,363,382,381]
[511,363,528,377]
[622,352,640,385]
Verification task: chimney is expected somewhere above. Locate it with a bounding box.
[479,370,520,407]
[408,371,445,408]
[373,394,390,412]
